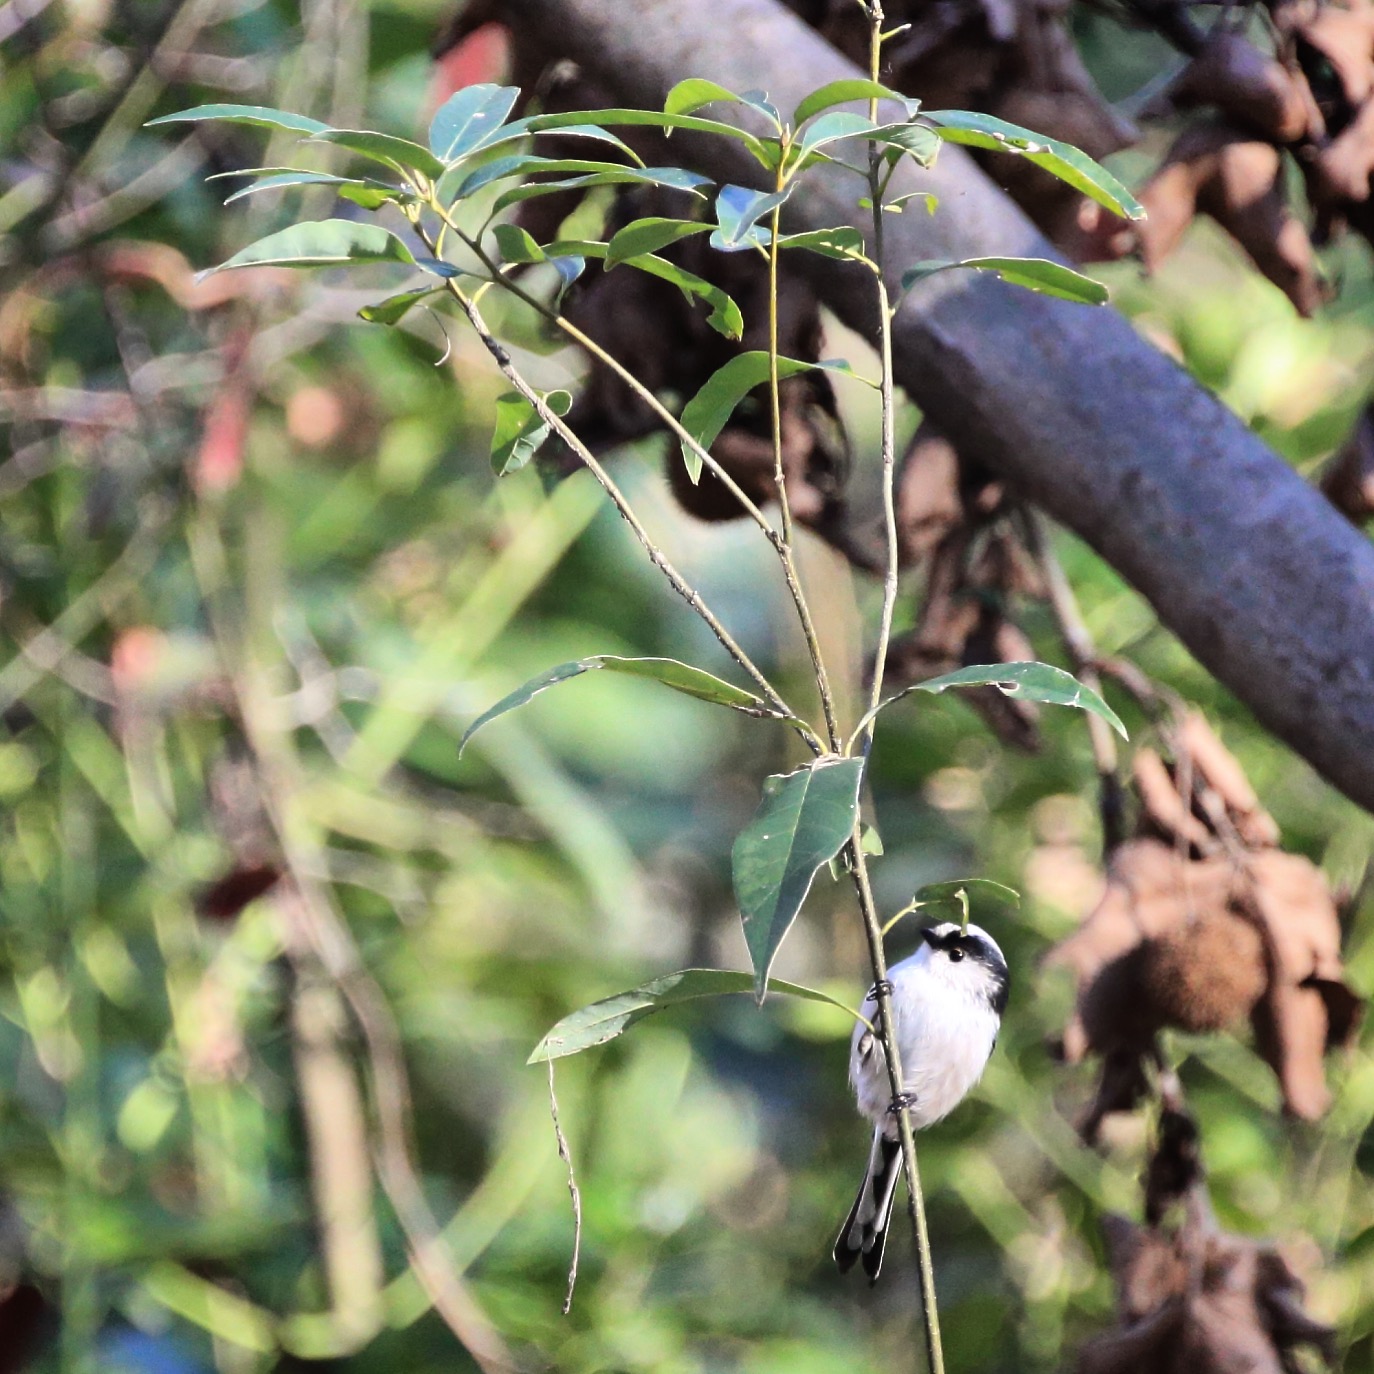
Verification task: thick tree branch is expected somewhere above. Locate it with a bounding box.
[504,0,1374,815]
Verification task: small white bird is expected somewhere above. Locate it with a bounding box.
[834,920,1009,1282]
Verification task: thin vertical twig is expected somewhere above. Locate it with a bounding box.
[546,1061,583,1315]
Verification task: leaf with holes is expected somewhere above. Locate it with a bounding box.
[217,170,402,209]
[777,226,868,262]
[529,968,859,1062]
[203,219,417,275]
[678,352,868,481]
[460,654,775,756]
[922,110,1143,220]
[489,390,571,478]
[859,661,1126,739]
[902,256,1108,305]
[734,756,865,1001]
[429,83,520,162]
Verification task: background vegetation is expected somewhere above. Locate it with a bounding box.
[2,1,1374,1371]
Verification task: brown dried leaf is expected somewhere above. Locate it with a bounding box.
[1173,713,1280,849]
[1320,404,1374,522]
[1166,31,1315,143]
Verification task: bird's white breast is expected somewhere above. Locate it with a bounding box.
[849,948,1001,1134]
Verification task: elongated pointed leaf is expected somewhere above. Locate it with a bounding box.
[476,119,641,163]
[902,256,1108,305]
[460,654,774,755]
[446,154,640,201]
[713,182,794,252]
[665,79,782,129]
[204,219,416,274]
[494,165,710,211]
[614,252,744,339]
[529,968,857,1062]
[734,756,864,1000]
[490,389,571,477]
[794,80,919,126]
[525,108,774,168]
[429,83,520,162]
[922,110,1144,220]
[308,129,445,179]
[915,878,1020,908]
[492,222,546,264]
[146,103,330,136]
[606,217,711,268]
[678,352,866,481]
[220,171,400,209]
[358,286,441,325]
[860,660,1126,739]
[777,226,867,262]
[792,110,875,163]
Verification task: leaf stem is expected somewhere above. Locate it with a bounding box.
[853,6,946,1373]
[414,216,807,734]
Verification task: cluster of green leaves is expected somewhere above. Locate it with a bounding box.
[146,71,1144,1069]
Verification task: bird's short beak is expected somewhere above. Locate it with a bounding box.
[919,927,939,948]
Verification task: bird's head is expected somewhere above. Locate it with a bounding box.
[918,921,1010,1015]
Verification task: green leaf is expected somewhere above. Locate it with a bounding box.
[867,661,1127,738]
[358,286,441,325]
[777,226,868,262]
[460,654,775,756]
[445,154,640,201]
[528,968,858,1062]
[204,219,417,274]
[886,190,939,215]
[734,756,865,1000]
[605,217,711,268]
[218,171,400,209]
[711,182,793,252]
[678,352,867,481]
[867,121,942,167]
[525,108,774,168]
[308,129,446,180]
[493,165,711,211]
[791,110,875,164]
[901,255,1108,305]
[489,389,572,477]
[914,878,1019,913]
[666,79,782,129]
[921,110,1144,220]
[428,83,520,162]
[492,222,546,264]
[146,103,330,136]
[476,119,642,164]
[794,79,918,126]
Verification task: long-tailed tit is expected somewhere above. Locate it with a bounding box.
[834,921,1009,1282]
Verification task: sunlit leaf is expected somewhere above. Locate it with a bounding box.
[711,182,794,252]
[793,79,919,126]
[525,107,774,168]
[922,110,1144,220]
[203,219,417,274]
[146,103,330,136]
[429,83,520,162]
[734,756,865,1000]
[308,129,446,180]
[357,286,442,325]
[460,654,776,755]
[777,226,868,262]
[218,170,400,209]
[858,661,1127,739]
[901,256,1108,305]
[791,110,875,165]
[529,968,859,1062]
[445,154,639,202]
[489,389,572,478]
[551,255,585,309]
[678,352,868,481]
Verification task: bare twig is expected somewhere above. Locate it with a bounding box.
[545,1061,583,1315]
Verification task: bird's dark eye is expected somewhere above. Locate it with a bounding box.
[948,948,965,963]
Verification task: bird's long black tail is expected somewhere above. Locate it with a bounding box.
[833,1129,903,1283]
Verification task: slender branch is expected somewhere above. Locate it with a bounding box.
[431,202,843,747]
[414,221,808,736]
[849,7,945,1374]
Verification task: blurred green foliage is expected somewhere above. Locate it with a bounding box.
[3,2,1374,1373]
